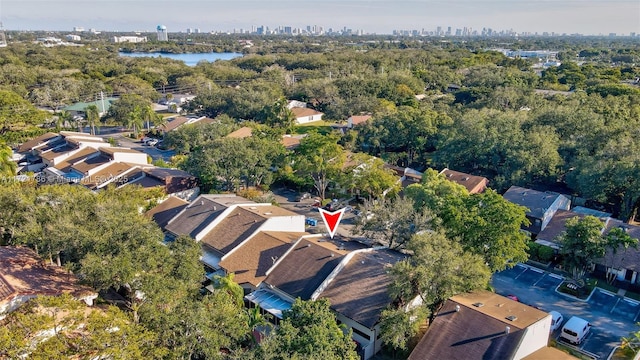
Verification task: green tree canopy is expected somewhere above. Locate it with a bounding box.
[254,298,359,360]
[294,131,346,200]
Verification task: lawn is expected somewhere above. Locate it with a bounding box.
[292,120,337,135]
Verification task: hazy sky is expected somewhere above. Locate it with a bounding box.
[2,0,639,35]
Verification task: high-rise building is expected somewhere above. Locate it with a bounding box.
[157,25,168,41]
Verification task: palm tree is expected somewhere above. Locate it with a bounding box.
[154,114,168,133]
[140,103,156,131]
[125,106,144,138]
[246,306,271,346]
[84,104,101,135]
[56,110,73,131]
[0,141,16,176]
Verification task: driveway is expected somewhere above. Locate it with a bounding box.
[103,133,176,162]
[272,188,358,239]
[492,264,638,359]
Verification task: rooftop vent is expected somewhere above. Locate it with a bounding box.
[306,244,311,248]
[455,305,460,312]
[472,302,484,308]
[200,200,204,206]
[271,256,278,264]
[506,315,517,322]
[264,212,272,215]
[462,177,469,181]
[505,326,511,334]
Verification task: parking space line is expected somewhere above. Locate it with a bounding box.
[529,267,543,273]
[548,273,564,280]
[532,273,548,286]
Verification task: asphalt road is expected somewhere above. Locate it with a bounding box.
[492,264,638,359]
[272,188,359,239]
[100,133,176,162]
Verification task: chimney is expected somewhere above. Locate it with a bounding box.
[505,326,510,334]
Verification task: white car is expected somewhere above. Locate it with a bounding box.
[549,311,564,332]
[144,139,159,146]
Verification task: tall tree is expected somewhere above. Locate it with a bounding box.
[0,140,16,177]
[559,216,607,281]
[254,298,359,360]
[294,131,345,200]
[0,90,47,134]
[342,153,400,200]
[353,196,436,250]
[603,227,638,284]
[387,231,491,312]
[84,104,101,135]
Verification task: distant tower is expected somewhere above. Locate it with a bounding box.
[157,25,168,41]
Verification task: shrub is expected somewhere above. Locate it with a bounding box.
[538,245,555,263]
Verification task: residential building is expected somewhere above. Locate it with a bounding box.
[316,248,406,359]
[0,246,97,315]
[226,126,253,139]
[408,291,552,360]
[439,168,489,194]
[347,115,372,128]
[290,107,324,124]
[111,36,147,43]
[144,196,189,231]
[286,100,307,109]
[63,97,117,117]
[534,208,640,287]
[502,186,571,235]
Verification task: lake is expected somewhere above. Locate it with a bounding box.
[119,52,243,66]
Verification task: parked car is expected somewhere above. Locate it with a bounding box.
[506,294,519,302]
[549,311,564,332]
[295,192,312,202]
[145,139,159,146]
[560,316,591,345]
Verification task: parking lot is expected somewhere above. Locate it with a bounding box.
[492,264,639,359]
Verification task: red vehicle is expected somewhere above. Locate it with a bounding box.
[506,294,519,302]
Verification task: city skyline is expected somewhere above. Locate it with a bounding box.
[2,0,639,36]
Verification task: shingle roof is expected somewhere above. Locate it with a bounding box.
[227,127,253,138]
[265,238,344,300]
[219,231,304,287]
[53,147,100,171]
[160,116,190,132]
[280,136,301,149]
[71,155,110,174]
[143,167,194,180]
[408,298,526,360]
[80,162,138,189]
[17,132,60,153]
[502,186,568,219]
[535,210,588,243]
[200,207,267,254]
[409,292,549,360]
[39,144,77,161]
[0,246,95,304]
[319,249,406,328]
[164,195,253,238]
[164,196,229,238]
[100,147,144,155]
[440,168,489,194]
[145,196,189,231]
[291,107,323,118]
[349,115,372,126]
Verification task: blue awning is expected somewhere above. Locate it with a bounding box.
[245,289,293,319]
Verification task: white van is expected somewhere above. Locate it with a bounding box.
[560,316,591,345]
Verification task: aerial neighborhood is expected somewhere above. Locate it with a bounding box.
[0,29,639,360]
